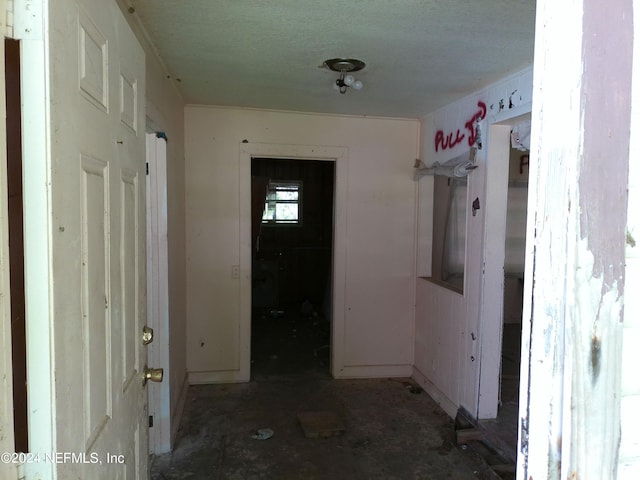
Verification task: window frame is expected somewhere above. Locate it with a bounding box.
[261,180,303,226]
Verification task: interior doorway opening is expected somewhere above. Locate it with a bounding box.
[250,157,335,378]
[476,118,531,463]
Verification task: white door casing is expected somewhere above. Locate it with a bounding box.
[0,3,18,478]
[236,143,347,383]
[146,133,171,454]
[20,0,149,478]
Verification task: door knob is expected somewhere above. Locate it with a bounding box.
[143,366,163,385]
[142,325,154,345]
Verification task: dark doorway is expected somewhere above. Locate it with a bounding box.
[5,38,28,453]
[250,158,334,378]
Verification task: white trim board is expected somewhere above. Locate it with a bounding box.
[0,12,19,479]
[146,133,171,454]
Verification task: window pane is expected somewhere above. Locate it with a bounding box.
[275,203,298,221]
[275,190,298,201]
[262,203,276,221]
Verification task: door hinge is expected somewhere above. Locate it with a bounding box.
[149,415,154,427]
[146,163,149,175]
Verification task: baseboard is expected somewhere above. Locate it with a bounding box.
[170,371,189,449]
[411,366,458,418]
[188,370,250,384]
[333,364,413,379]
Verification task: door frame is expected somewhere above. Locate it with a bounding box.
[476,124,511,419]
[16,1,57,477]
[477,115,531,419]
[146,132,171,454]
[0,4,18,479]
[239,143,348,380]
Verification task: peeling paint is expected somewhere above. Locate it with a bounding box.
[548,438,561,480]
[578,0,632,291]
[590,334,601,383]
[520,416,529,455]
[521,0,633,476]
[574,240,624,474]
[626,230,636,247]
[571,3,631,474]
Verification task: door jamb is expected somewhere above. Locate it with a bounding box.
[477,116,530,419]
[145,133,171,454]
[0,9,18,479]
[17,2,57,478]
[477,124,512,419]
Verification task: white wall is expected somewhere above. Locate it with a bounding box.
[413,67,533,418]
[116,0,188,446]
[184,106,419,382]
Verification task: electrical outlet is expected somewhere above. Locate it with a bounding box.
[231,265,240,279]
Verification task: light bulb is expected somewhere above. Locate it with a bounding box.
[344,74,355,86]
[352,80,363,90]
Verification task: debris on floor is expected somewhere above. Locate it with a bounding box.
[403,381,423,394]
[250,428,274,440]
[151,378,505,480]
[456,428,484,445]
[297,410,346,439]
[455,408,516,480]
[391,378,423,395]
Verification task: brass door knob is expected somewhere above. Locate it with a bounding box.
[142,325,154,345]
[143,366,163,385]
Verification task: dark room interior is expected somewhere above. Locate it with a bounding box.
[250,158,335,378]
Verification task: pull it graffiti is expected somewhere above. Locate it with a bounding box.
[434,129,465,152]
[434,101,487,152]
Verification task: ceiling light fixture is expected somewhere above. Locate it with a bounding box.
[323,58,365,94]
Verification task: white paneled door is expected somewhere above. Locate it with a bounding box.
[23,0,150,478]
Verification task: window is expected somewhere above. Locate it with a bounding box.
[261,180,302,225]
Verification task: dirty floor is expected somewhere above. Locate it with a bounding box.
[151,305,517,479]
[152,375,508,480]
[478,323,521,466]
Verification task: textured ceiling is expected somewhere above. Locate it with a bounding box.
[127,0,536,118]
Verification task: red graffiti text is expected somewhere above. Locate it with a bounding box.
[434,129,465,152]
[434,101,487,152]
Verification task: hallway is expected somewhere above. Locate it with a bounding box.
[151,305,509,479]
[150,376,502,479]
